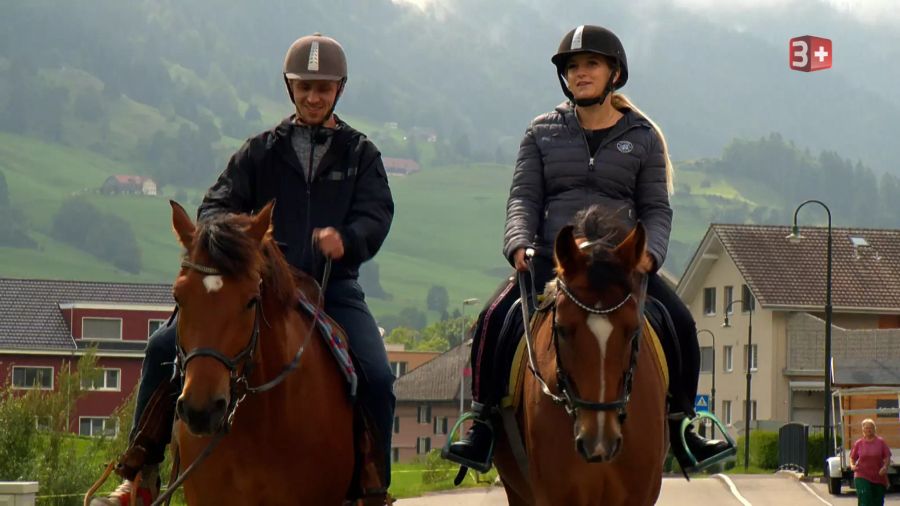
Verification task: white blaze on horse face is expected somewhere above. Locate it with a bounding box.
[587,314,614,445]
[203,275,224,293]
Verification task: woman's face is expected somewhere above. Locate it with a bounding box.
[565,53,618,102]
[863,422,876,438]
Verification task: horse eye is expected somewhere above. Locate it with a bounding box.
[555,324,572,339]
[246,297,259,309]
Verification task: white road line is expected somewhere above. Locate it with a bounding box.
[713,474,753,506]
[799,481,833,506]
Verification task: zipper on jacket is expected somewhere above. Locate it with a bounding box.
[579,123,643,172]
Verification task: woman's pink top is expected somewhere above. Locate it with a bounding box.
[851,435,891,486]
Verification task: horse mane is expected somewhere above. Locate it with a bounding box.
[193,213,297,308]
[572,205,634,293]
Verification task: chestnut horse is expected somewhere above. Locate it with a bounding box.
[494,222,668,506]
[168,201,354,504]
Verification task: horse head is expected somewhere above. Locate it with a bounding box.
[552,212,646,463]
[169,200,288,436]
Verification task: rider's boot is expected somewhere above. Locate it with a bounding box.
[442,401,495,473]
[668,413,735,475]
[89,464,160,506]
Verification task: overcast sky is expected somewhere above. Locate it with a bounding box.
[392,0,900,27]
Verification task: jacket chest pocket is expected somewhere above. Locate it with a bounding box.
[320,164,358,182]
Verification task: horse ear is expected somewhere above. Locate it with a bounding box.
[170,200,195,249]
[554,225,587,277]
[248,200,275,244]
[614,222,647,272]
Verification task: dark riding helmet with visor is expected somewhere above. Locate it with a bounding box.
[552,25,628,107]
[283,33,348,125]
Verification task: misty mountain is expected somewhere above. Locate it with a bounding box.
[1,0,898,178]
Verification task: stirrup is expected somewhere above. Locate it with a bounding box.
[441,411,495,477]
[678,413,737,473]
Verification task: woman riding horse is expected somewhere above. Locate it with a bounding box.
[444,24,732,474]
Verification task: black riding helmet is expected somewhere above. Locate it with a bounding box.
[552,25,628,107]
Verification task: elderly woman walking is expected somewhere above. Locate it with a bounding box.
[850,418,892,505]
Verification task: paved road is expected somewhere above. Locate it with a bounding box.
[395,473,900,505]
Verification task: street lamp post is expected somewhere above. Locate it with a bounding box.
[786,199,833,474]
[697,329,716,438]
[459,298,479,438]
[724,299,754,471]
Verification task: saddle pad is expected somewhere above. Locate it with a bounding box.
[297,294,358,398]
[502,317,668,411]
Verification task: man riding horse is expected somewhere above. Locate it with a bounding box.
[90,33,396,505]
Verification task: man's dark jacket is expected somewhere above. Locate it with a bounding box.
[198,116,394,281]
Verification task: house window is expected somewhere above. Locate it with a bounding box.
[81,369,121,391]
[741,285,756,312]
[876,399,899,418]
[392,448,400,463]
[393,416,400,434]
[723,346,733,372]
[390,361,408,378]
[82,318,122,340]
[35,416,53,431]
[433,416,449,435]
[416,437,432,455]
[703,287,716,316]
[148,319,166,338]
[79,417,118,437]
[699,346,714,373]
[723,400,732,425]
[417,404,432,424]
[743,344,759,372]
[724,286,734,315]
[12,366,53,390]
[743,400,758,421]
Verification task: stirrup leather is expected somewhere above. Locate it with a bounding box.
[677,412,737,472]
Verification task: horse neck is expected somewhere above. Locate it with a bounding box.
[247,294,314,387]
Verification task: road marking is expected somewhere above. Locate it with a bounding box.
[799,481,833,506]
[713,474,752,506]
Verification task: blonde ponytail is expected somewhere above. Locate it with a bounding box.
[611,93,674,195]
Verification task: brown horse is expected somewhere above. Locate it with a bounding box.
[494,222,669,506]
[169,201,355,505]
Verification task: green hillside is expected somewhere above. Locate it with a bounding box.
[0,131,788,323]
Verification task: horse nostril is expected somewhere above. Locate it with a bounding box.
[610,436,623,458]
[212,397,228,417]
[576,437,589,459]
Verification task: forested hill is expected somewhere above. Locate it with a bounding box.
[1,0,900,185]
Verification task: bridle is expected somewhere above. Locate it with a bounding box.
[520,252,648,422]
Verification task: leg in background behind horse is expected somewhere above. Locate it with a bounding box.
[647,274,734,470]
[326,280,397,493]
[89,318,178,506]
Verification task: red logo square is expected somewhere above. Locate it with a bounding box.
[790,35,832,72]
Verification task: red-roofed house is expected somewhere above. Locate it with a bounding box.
[382,158,421,176]
[0,278,173,436]
[677,224,900,432]
[101,175,158,196]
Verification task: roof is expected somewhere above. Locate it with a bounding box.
[679,224,900,311]
[382,158,421,173]
[112,175,154,184]
[833,358,900,387]
[0,278,172,351]
[394,341,471,402]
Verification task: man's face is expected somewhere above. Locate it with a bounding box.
[289,79,340,125]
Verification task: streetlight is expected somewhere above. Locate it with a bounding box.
[786,199,833,474]
[697,328,716,439]
[724,298,753,471]
[459,298,479,439]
